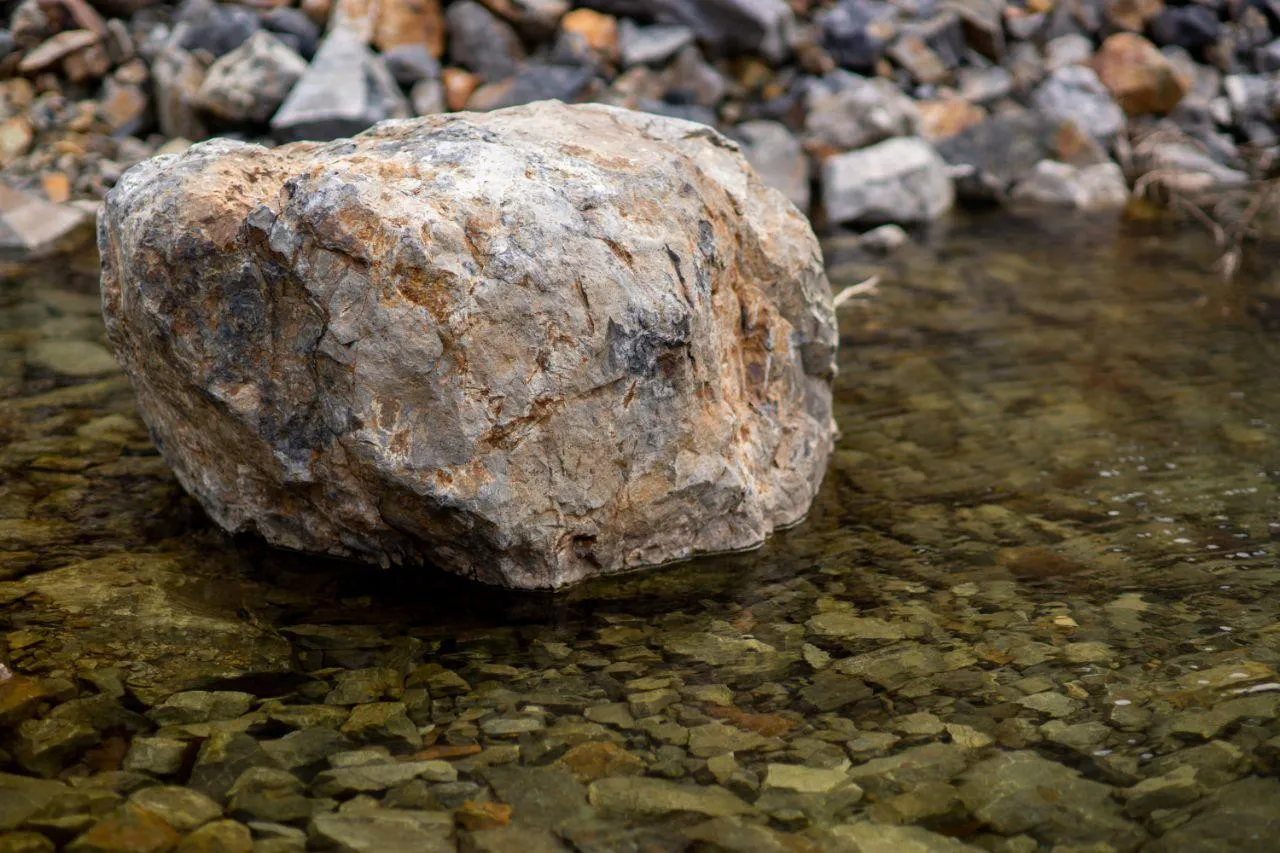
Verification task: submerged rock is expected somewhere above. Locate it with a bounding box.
[99,101,838,590]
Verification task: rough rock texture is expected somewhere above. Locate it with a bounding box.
[98,101,838,590]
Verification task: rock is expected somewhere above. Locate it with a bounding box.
[465,63,593,112]
[176,0,261,57]
[939,0,1004,61]
[383,43,440,86]
[175,819,252,853]
[340,703,421,750]
[1032,66,1125,142]
[827,823,984,852]
[0,181,89,259]
[916,98,985,142]
[657,0,793,63]
[14,717,98,777]
[465,826,564,853]
[261,728,350,779]
[480,765,588,828]
[588,777,753,817]
[98,78,150,136]
[127,787,222,832]
[1009,160,1128,210]
[152,44,208,141]
[805,70,919,152]
[17,29,101,74]
[65,803,182,853]
[688,722,770,758]
[735,120,809,214]
[1104,0,1163,32]
[618,20,693,67]
[0,832,55,853]
[445,1,523,81]
[197,31,307,124]
[0,773,70,832]
[761,763,857,795]
[122,737,191,776]
[223,767,312,824]
[1093,33,1186,115]
[819,0,898,71]
[822,136,953,225]
[270,28,408,141]
[410,79,446,115]
[560,8,618,58]
[476,0,568,37]
[1149,6,1219,52]
[148,691,256,726]
[99,102,837,590]
[662,45,727,108]
[1146,777,1280,853]
[188,732,278,802]
[557,741,645,783]
[373,0,446,57]
[1121,765,1202,818]
[309,810,454,853]
[857,223,908,254]
[959,751,1144,848]
[1044,34,1092,73]
[1131,135,1249,193]
[25,340,119,377]
[263,7,321,58]
[887,33,948,85]
[957,66,1011,104]
[326,668,403,706]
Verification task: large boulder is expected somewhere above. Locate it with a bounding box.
[98,101,837,590]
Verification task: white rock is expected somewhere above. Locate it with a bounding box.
[822,136,954,225]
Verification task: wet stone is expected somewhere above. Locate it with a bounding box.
[15,717,98,777]
[126,786,221,833]
[0,773,71,831]
[261,728,350,779]
[174,819,252,853]
[464,825,565,853]
[583,703,635,729]
[325,668,403,706]
[226,767,311,824]
[627,689,678,718]
[0,833,56,853]
[311,760,456,798]
[339,703,421,751]
[761,763,858,795]
[480,766,587,828]
[147,691,256,727]
[687,722,770,758]
[188,732,278,803]
[1122,765,1202,818]
[588,776,753,818]
[64,803,181,853]
[309,810,453,853]
[557,741,645,783]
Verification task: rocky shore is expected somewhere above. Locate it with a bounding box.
[1,0,1276,258]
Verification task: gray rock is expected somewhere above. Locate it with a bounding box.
[383,43,440,86]
[662,45,727,109]
[688,722,770,757]
[857,223,908,254]
[197,31,307,124]
[0,773,70,832]
[99,102,837,590]
[819,0,898,71]
[325,668,403,706]
[226,767,313,824]
[1132,135,1250,194]
[0,182,90,260]
[446,1,523,82]
[152,43,208,140]
[466,63,594,111]
[1009,160,1128,210]
[270,28,409,142]
[122,736,191,776]
[14,717,98,777]
[312,760,456,797]
[1146,777,1280,853]
[959,751,1145,848]
[658,0,794,62]
[481,765,589,827]
[822,136,954,225]
[804,70,920,151]
[340,703,421,751]
[176,0,260,57]
[309,810,454,853]
[1032,66,1126,142]
[410,79,446,116]
[261,728,350,779]
[827,823,985,852]
[128,786,222,832]
[148,691,256,726]
[188,732,279,802]
[1044,33,1093,72]
[618,20,693,67]
[735,120,810,214]
[1122,765,1203,819]
[588,776,754,817]
[263,6,320,59]
[936,109,1070,201]
[957,65,1012,104]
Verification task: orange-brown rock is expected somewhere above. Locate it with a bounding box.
[560,8,618,59]
[65,804,181,853]
[99,103,837,590]
[1104,0,1163,32]
[558,741,646,782]
[374,0,446,57]
[1092,33,1186,115]
[442,67,480,111]
[917,98,986,142]
[455,800,512,830]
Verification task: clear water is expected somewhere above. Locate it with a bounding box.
[3,213,1280,849]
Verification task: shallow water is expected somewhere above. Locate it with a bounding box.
[3,214,1280,850]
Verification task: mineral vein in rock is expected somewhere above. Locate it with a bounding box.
[99,101,837,589]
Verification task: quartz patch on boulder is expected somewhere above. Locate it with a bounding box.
[98,101,838,590]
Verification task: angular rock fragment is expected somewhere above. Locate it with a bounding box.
[822,136,954,224]
[99,101,837,589]
[197,31,308,124]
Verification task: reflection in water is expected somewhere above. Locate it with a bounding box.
[2,214,1279,850]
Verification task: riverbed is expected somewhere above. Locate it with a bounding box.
[2,214,1278,851]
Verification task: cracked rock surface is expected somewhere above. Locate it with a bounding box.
[98,100,837,589]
